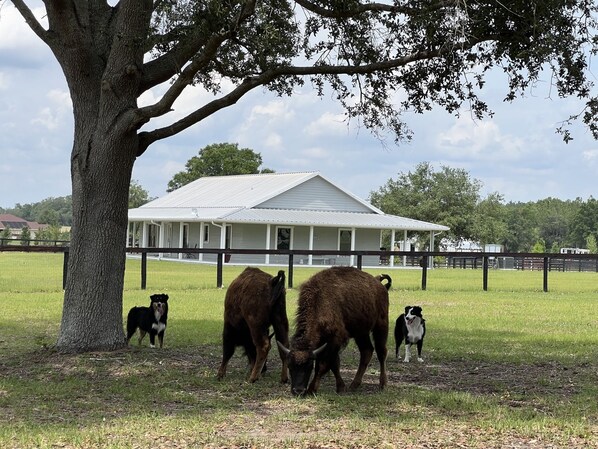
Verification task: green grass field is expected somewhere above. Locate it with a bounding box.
[1,253,597,448]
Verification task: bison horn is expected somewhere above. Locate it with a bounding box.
[311,343,327,358]
[276,340,290,356]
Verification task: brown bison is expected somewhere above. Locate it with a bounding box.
[217,267,289,383]
[278,266,391,396]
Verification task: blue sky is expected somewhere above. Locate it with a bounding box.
[2,3,598,209]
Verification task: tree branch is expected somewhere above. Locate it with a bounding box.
[294,0,459,18]
[10,0,50,43]
[140,0,257,93]
[137,33,491,154]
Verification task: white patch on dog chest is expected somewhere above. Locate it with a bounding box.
[152,322,166,333]
[406,318,424,342]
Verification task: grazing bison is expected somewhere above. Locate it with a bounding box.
[217,267,289,383]
[278,266,391,396]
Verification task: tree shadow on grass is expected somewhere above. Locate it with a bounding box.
[1,322,597,448]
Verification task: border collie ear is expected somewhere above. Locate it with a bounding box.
[404,306,411,314]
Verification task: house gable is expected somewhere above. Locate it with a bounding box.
[256,176,374,213]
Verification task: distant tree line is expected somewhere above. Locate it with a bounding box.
[0,180,153,228]
[369,162,598,253]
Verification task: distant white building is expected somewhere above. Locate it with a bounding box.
[127,172,449,267]
[560,247,590,255]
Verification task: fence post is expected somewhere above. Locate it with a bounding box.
[483,256,488,291]
[544,257,548,293]
[62,249,69,290]
[356,254,363,270]
[421,256,427,291]
[217,252,224,288]
[141,252,147,290]
[288,254,294,289]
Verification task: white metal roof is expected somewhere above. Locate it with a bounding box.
[129,172,449,232]
[128,206,448,231]
[141,171,382,213]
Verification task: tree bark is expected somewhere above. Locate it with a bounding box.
[47,0,148,352]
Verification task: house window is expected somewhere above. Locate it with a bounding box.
[339,229,352,251]
[203,225,209,243]
[276,227,292,250]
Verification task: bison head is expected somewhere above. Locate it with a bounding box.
[277,341,327,396]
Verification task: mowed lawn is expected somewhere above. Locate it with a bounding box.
[1,252,598,448]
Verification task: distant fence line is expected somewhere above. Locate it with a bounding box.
[2,244,598,292]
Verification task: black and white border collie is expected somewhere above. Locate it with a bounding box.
[126,293,169,348]
[395,306,426,362]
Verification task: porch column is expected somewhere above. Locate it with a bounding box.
[142,222,148,247]
[178,222,185,260]
[429,230,435,269]
[199,222,205,262]
[390,229,396,267]
[350,227,356,266]
[131,222,138,247]
[403,230,408,267]
[308,226,314,265]
[158,221,165,259]
[265,224,271,265]
[220,222,227,249]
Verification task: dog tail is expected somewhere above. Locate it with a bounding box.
[378,274,392,290]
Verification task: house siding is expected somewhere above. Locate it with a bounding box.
[257,177,372,213]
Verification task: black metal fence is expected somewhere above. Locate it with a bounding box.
[2,244,598,292]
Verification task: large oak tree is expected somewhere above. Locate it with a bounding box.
[10,0,597,352]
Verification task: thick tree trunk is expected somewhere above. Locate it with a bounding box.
[56,123,138,352]
[42,0,149,352]
[55,54,140,352]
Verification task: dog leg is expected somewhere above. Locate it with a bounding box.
[404,344,411,362]
[416,340,424,362]
[138,330,147,346]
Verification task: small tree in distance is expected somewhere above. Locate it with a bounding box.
[128,180,153,209]
[167,143,274,192]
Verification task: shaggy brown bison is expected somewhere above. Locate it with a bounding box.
[217,267,289,383]
[278,266,391,396]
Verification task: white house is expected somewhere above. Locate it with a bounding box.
[127,172,449,267]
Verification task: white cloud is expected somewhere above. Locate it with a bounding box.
[0,5,51,68]
[582,149,598,163]
[304,112,349,137]
[437,116,526,161]
[0,72,8,89]
[31,89,71,130]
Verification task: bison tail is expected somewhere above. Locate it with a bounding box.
[379,274,392,290]
[270,270,286,302]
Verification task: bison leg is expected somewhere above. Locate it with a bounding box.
[349,336,374,391]
[373,327,388,389]
[272,321,289,384]
[248,329,271,383]
[217,325,236,380]
[307,358,333,395]
[330,352,346,393]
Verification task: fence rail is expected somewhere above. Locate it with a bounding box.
[2,245,598,291]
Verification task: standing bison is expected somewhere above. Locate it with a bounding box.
[217,267,289,383]
[278,266,391,396]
